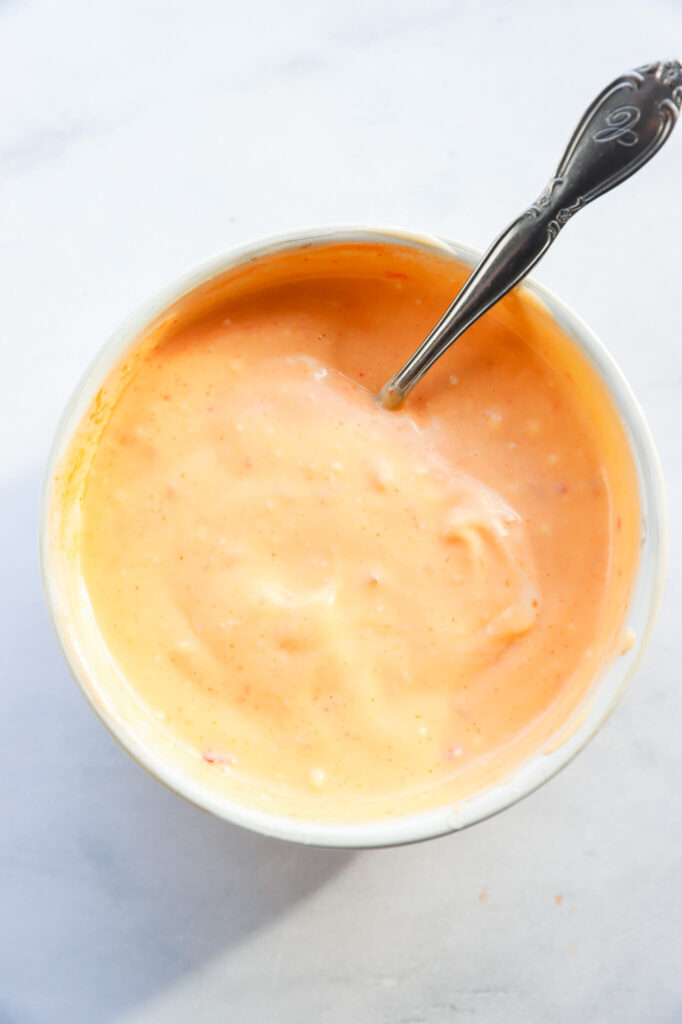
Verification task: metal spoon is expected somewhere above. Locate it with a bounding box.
[378,59,681,410]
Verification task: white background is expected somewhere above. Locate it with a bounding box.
[2,2,681,1021]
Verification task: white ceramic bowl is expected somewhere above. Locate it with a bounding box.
[40,226,667,848]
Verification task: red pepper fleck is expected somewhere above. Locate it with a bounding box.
[202,750,235,765]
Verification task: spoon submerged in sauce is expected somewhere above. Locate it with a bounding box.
[378,59,681,410]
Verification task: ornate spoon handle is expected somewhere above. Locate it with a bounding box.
[378,60,682,409]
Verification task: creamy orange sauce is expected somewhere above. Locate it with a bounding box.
[52,242,639,821]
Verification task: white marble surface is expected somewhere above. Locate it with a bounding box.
[2,1,681,1021]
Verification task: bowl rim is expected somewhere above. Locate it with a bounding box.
[40,223,668,848]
